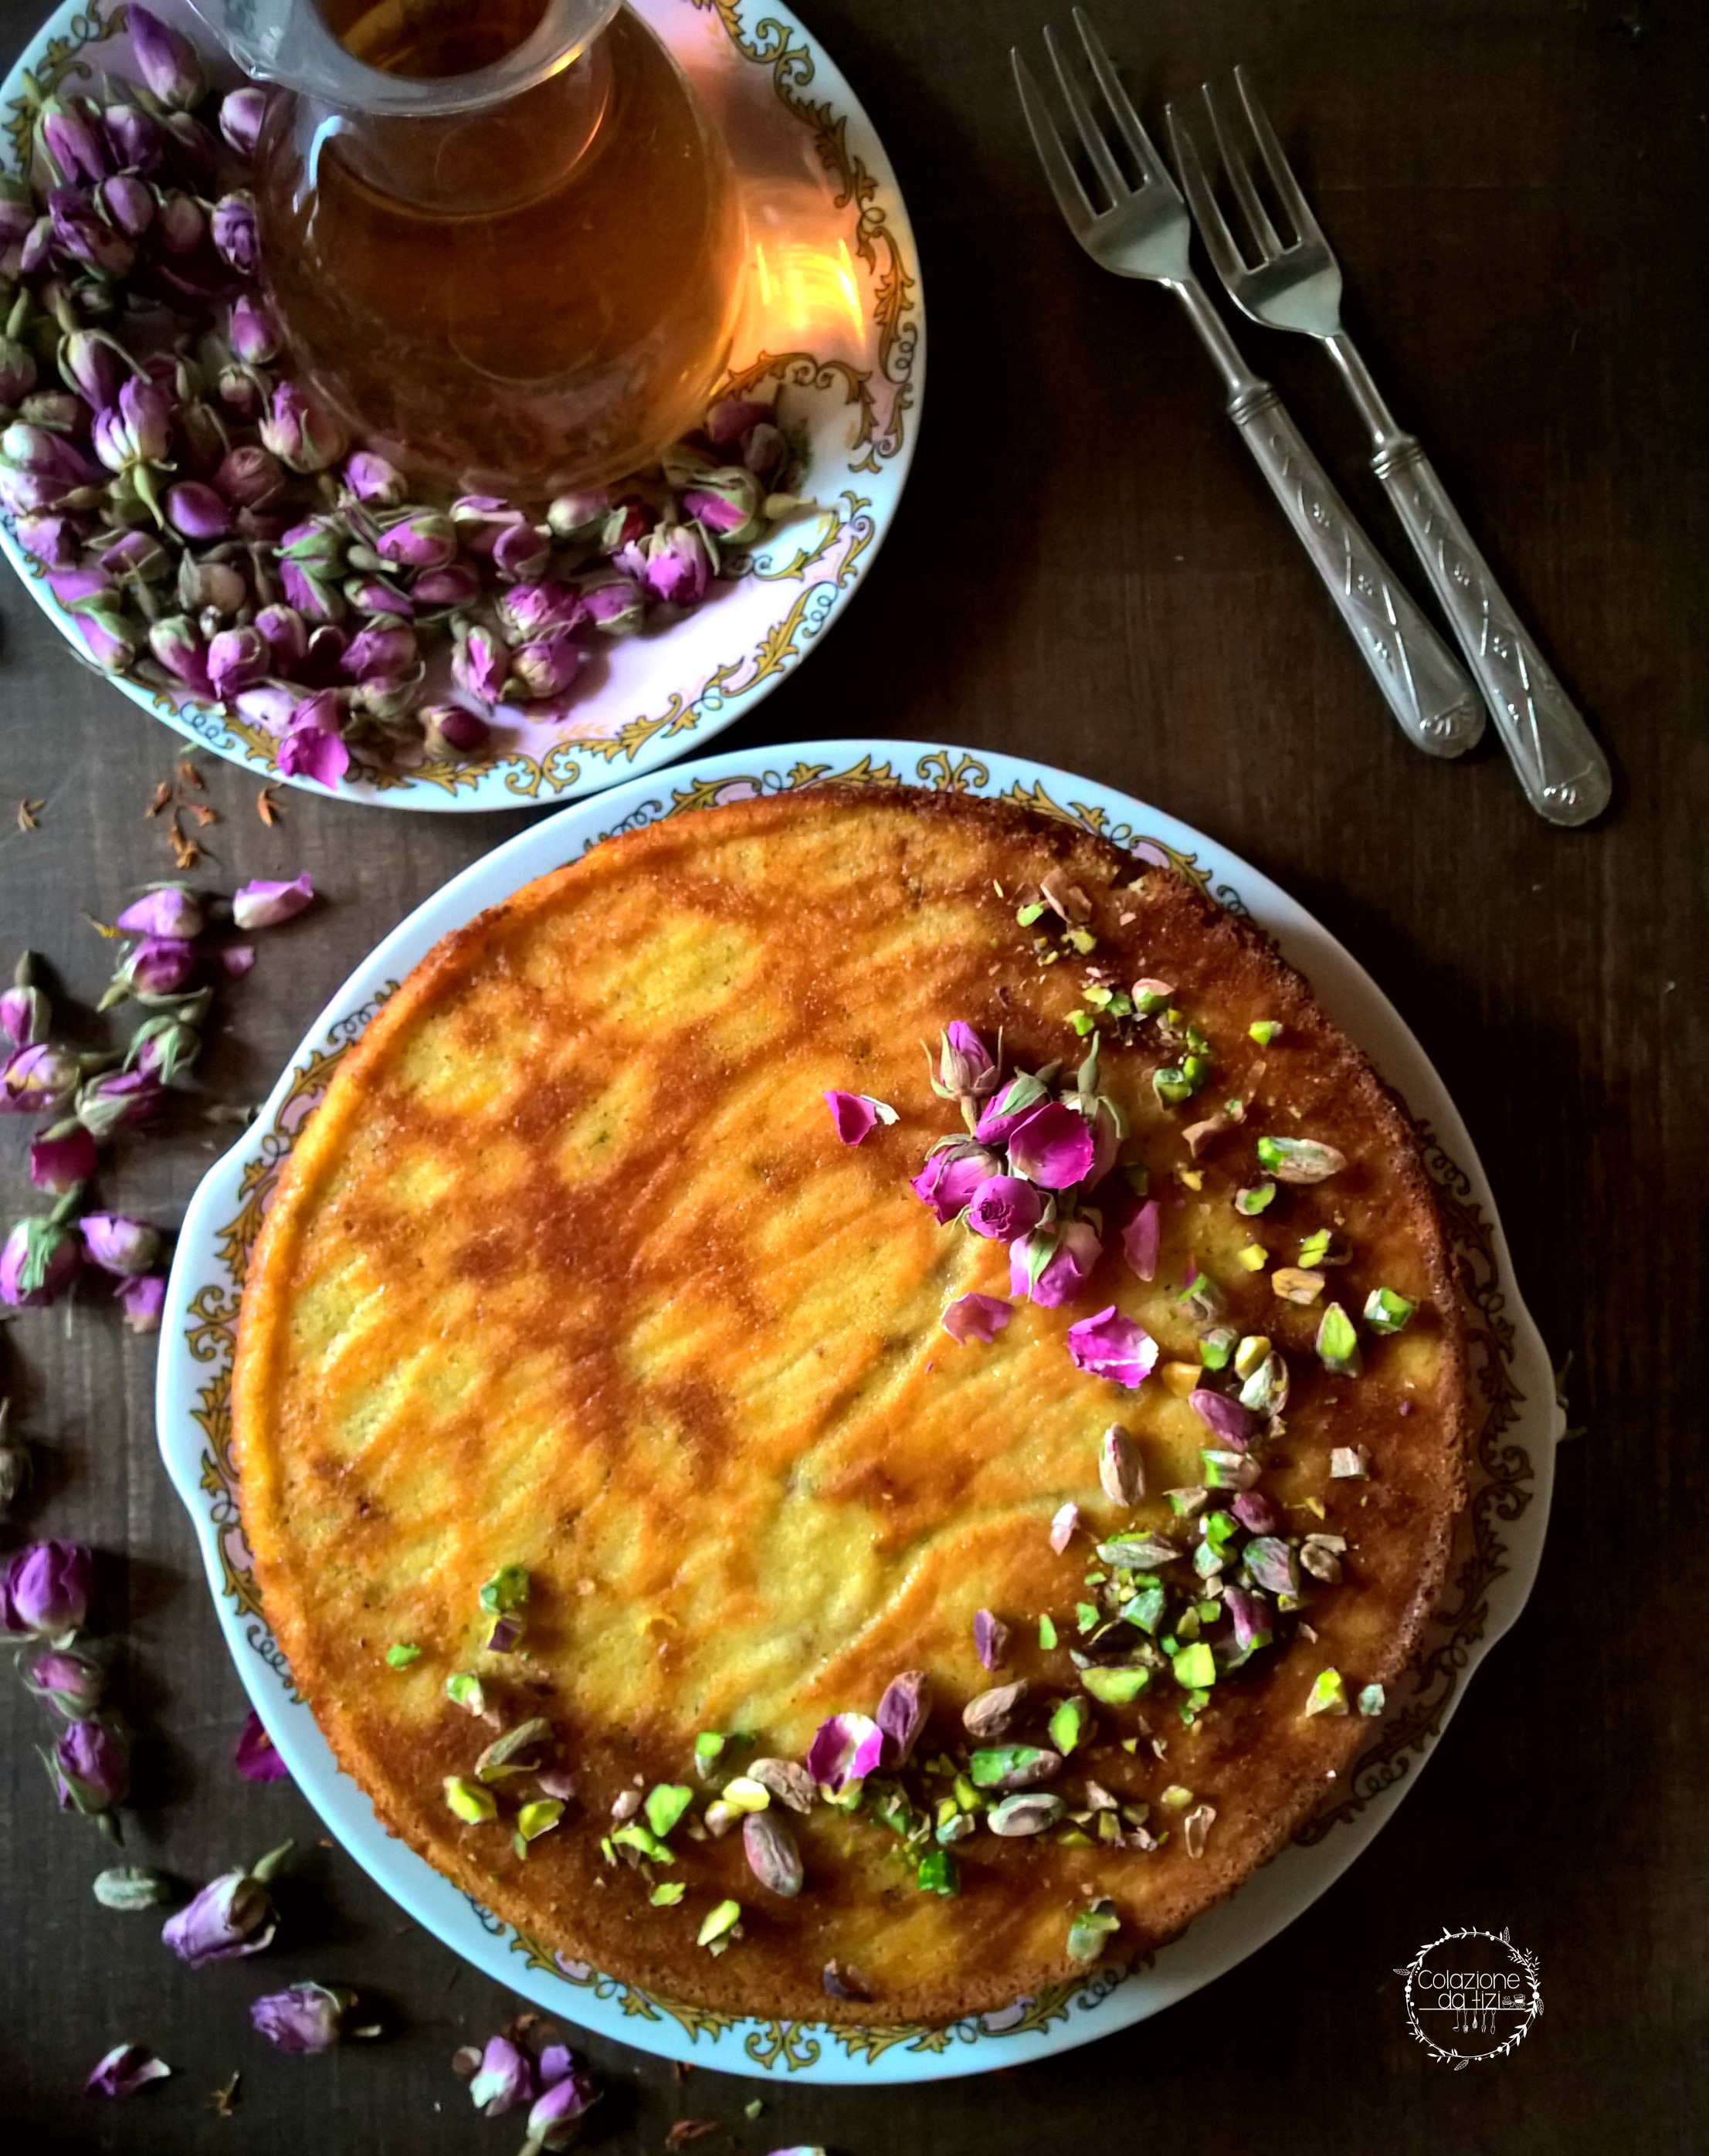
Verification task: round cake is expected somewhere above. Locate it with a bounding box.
[232,785,1467,2025]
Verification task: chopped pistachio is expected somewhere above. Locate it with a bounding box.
[1177,1168,1204,1192]
[514,1799,564,1851]
[1038,1614,1058,1649]
[1300,1532,1347,1583]
[1234,1181,1277,1216]
[1153,1066,1194,1105]
[1120,1579,1167,1634]
[1172,1642,1216,1690]
[1070,1007,1097,1036]
[952,1772,982,1812]
[444,1672,485,1715]
[1233,1333,1272,1379]
[443,1776,497,1825]
[969,1745,1060,1791]
[474,1717,553,1785]
[650,1880,686,1907]
[1255,1135,1346,1183]
[1097,1534,1175,1568]
[1236,1242,1268,1272]
[1316,1302,1363,1375]
[1357,1683,1386,1717]
[1364,1286,1417,1335]
[1238,1351,1289,1417]
[1065,925,1097,954]
[1133,980,1173,1015]
[1048,1697,1092,1757]
[1329,1446,1370,1480]
[612,1821,675,1864]
[1160,1360,1202,1398]
[1081,1665,1151,1705]
[644,1784,693,1839]
[1272,1266,1326,1305]
[1167,1486,1209,1517]
[1248,1020,1281,1046]
[697,1897,742,1949]
[1066,1897,1121,1964]
[1298,1226,1350,1270]
[719,1775,771,1815]
[385,1642,421,1670]
[477,1564,529,1615]
[693,1731,726,1776]
[1076,1600,1100,1633]
[986,1792,1066,1836]
[917,1848,958,1895]
[1016,900,1045,927]
[1160,1784,1194,1809]
[1304,1668,1349,1717]
[1200,1449,1260,1491]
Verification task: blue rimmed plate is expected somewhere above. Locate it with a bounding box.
[158,742,1559,2080]
[0,0,923,808]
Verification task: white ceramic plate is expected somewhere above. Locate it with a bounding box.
[0,0,924,809]
[158,742,1560,2082]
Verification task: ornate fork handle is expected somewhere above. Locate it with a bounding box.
[1226,388,1484,758]
[1373,439,1612,825]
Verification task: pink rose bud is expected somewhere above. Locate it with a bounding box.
[30,1124,97,1194]
[2,1041,80,1115]
[228,294,281,366]
[165,480,231,541]
[15,513,83,568]
[492,520,551,581]
[342,623,417,680]
[210,190,260,276]
[637,523,711,608]
[115,885,204,941]
[705,395,773,447]
[410,562,480,608]
[110,935,198,1002]
[2,955,49,1047]
[910,1140,1001,1223]
[48,186,136,276]
[932,1020,999,1103]
[215,445,287,510]
[102,98,166,169]
[75,1069,164,1141]
[154,188,205,254]
[509,629,582,701]
[53,1713,131,1814]
[449,493,527,554]
[2,1537,93,1635]
[341,449,407,505]
[422,704,491,758]
[80,1214,162,1277]
[260,382,348,475]
[98,173,154,239]
[255,602,308,668]
[162,1850,288,1968]
[1014,1218,1102,1308]
[251,1981,366,2053]
[117,1274,165,1333]
[128,6,205,110]
[498,580,584,642]
[580,575,645,636]
[232,874,314,931]
[91,376,171,473]
[25,1643,106,1717]
[378,510,457,571]
[544,488,607,542]
[207,624,270,697]
[966,1174,1043,1242]
[219,86,270,158]
[452,623,509,704]
[39,98,111,185]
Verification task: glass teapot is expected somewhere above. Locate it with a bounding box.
[182,0,748,497]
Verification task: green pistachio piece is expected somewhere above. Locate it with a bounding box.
[514,1799,564,1851]
[1016,900,1045,927]
[968,1745,1060,1791]
[1233,1334,1271,1378]
[1248,1020,1281,1046]
[1038,1613,1059,1649]
[1070,1008,1097,1036]
[1133,981,1173,1015]
[1065,925,1097,955]
[444,1671,484,1714]
[477,1564,530,1615]
[1358,1683,1386,1717]
[1152,1066,1193,1105]
[474,1717,553,1784]
[612,1821,676,1864]
[1048,1697,1092,1757]
[385,1642,421,1669]
[1364,1286,1417,1335]
[917,1848,959,1895]
[1066,1897,1121,1964]
[1119,1580,1167,1634]
[693,1731,726,1774]
[644,1783,693,1839]
[1081,1666,1151,1706]
[1316,1301,1363,1375]
[650,1881,685,1906]
[1096,1534,1175,1569]
[1304,1668,1349,1718]
[697,1897,741,1947]
[1199,1325,1237,1371]
[1234,1181,1277,1216]
[443,1776,497,1825]
[1255,1135,1346,1183]
[1160,1784,1193,1809]
[1172,1642,1216,1690]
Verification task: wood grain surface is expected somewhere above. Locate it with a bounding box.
[0,0,1703,2148]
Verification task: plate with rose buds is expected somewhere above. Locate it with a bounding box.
[157,740,1562,2083]
[0,0,922,809]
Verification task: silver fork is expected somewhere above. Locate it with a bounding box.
[1012,12,1481,761]
[1168,71,1611,826]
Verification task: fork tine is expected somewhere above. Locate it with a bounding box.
[1070,7,1173,193]
[1043,23,1130,208]
[1202,79,1285,261]
[1164,103,1250,283]
[1234,65,1330,250]
[1012,49,1095,233]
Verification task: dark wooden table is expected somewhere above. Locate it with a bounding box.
[3,0,1704,2147]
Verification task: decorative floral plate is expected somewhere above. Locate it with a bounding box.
[0,0,923,809]
[158,744,1560,2081]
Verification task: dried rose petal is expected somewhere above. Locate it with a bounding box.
[1005,1101,1097,1190]
[805,1712,882,1793]
[233,1707,290,1784]
[941,1292,1011,1345]
[973,1608,1009,1670]
[1065,1307,1158,1388]
[466,2033,531,2117]
[86,2042,171,2098]
[116,1275,165,1333]
[1049,1500,1080,1554]
[1012,1218,1100,1308]
[249,1981,361,2053]
[875,1670,931,1766]
[822,1089,894,1146]
[1122,1197,1161,1282]
[79,1214,161,1277]
[2,1538,91,1637]
[232,874,314,931]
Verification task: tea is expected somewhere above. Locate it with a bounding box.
[258,3,747,494]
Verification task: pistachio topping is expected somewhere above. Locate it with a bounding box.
[1358,1683,1386,1717]
[443,1776,497,1825]
[1247,1020,1281,1046]
[917,1847,959,1895]
[1171,1642,1216,1691]
[650,1881,686,1907]
[1364,1286,1417,1334]
[1066,1897,1121,1964]
[969,1746,1062,1792]
[1048,1697,1092,1756]
[385,1642,420,1669]
[1255,1135,1347,1183]
[474,1718,553,1785]
[742,1812,804,1897]
[444,1672,485,1715]
[1096,1534,1175,1570]
[478,1564,529,1615]
[1234,1180,1277,1215]
[513,1799,563,1856]
[1300,1533,1348,1584]
[693,1731,726,1777]
[962,1681,1029,1741]
[1236,1242,1268,1271]
[720,1776,771,1815]
[1081,1666,1150,1705]
[748,1758,815,1814]
[697,1898,742,1951]
[643,1784,693,1839]
[1200,1449,1260,1491]
[611,1821,675,1864]
[1038,1615,1059,1649]
[1237,1351,1289,1417]
[986,1792,1066,1837]
[1098,1425,1144,1507]
[1160,1785,1194,1809]
[1329,1446,1370,1480]
[1297,1227,1349,1270]
[1271,1266,1326,1306]
[1304,1668,1349,1718]
[1316,1303,1363,1375]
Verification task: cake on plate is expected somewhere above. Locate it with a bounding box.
[232,785,1467,2025]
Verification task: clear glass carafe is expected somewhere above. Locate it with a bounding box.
[185,0,748,497]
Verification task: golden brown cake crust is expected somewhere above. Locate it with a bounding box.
[232,785,1467,2025]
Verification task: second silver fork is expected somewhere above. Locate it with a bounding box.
[1014,12,1484,760]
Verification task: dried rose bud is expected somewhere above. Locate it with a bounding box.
[177,554,247,619]
[411,561,480,608]
[75,1068,164,1140]
[0,1210,83,1307]
[209,191,259,276]
[509,629,582,702]
[2,1040,80,1115]
[220,85,269,158]
[16,513,83,568]
[491,520,550,581]
[1012,1217,1101,1309]
[162,1842,290,1967]
[99,173,155,240]
[27,1645,107,1717]
[876,1669,931,1766]
[343,622,418,679]
[29,1120,95,1193]
[260,382,347,474]
[705,395,774,447]
[742,1811,804,1897]
[129,6,205,110]
[91,378,171,474]
[52,1713,131,1818]
[39,98,110,185]
[2,1537,92,1637]
[3,419,100,485]
[961,1680,1028,1741]
[164,480,231,541]
[202,623,266,699]
[154,188,205,254]
[579,573,645,636]
[86,2042,171,2098]
[449,492,527,554]
[413,703,486,761]
[627,520,712,608]
[251,1981,369,2053]
[0,329,36,405]
[965,1173,1043,1242]
[49,187,136,277]
[233,1707,290,1784]
[80,1214,162,1277]
[522,2059,597,2152]
[463,2033,531,2116]
[116,1273,165,1334]
[116,885,204,941]
[452,622,509,704]
[104,934,198,1006]
[227,294,280,368]
[232,873,314,931]
[498,579,584,642]
[2,953,49,1048]
[544,487,606,543]
[377,510,457,572]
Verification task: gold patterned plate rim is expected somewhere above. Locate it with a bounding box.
[0,0,924,810]
[156,741,1561,2082]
